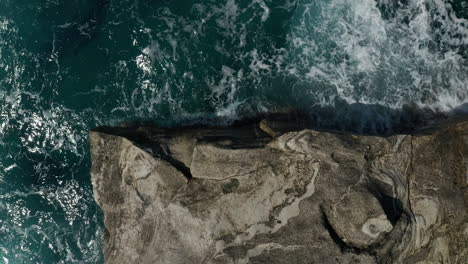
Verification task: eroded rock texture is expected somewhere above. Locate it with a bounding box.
[90,121,467,264]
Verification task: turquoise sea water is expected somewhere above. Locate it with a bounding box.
[0,0,467,263]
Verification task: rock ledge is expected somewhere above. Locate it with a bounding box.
[90,120,467,264]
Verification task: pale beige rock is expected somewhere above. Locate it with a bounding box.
[90,121,468,264]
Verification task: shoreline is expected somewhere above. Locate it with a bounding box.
[96,102,468,137]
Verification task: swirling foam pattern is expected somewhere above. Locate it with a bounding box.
[0,0,467,262]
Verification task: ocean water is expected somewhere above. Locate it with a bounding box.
[0,0,467,262]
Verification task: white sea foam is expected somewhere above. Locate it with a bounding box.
[285,0,468,110]
[109,0,468,120]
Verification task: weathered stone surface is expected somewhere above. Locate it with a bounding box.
[90,120,467,264]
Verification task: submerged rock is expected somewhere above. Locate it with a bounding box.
[90,120,467,264]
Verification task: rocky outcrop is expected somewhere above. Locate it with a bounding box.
[90,120,467,264]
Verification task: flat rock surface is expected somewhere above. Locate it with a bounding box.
[90,121,468,264]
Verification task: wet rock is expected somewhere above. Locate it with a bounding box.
[90,120,467,264]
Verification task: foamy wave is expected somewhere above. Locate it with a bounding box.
[120,0,468,120]
[287,0,468,110]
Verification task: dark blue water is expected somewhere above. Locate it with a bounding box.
[0,0,467,262]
